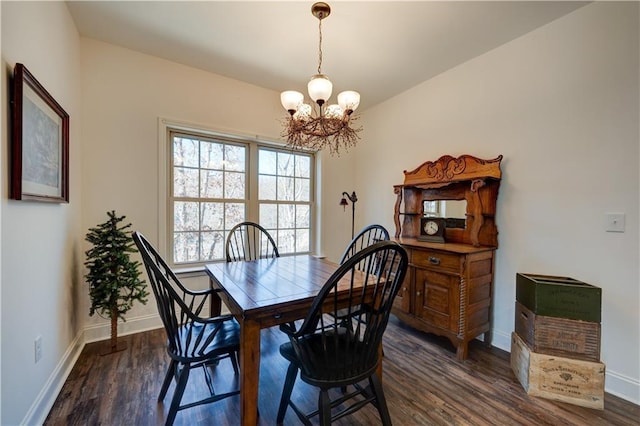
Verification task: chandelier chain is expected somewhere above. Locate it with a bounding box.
[317,18,323,74]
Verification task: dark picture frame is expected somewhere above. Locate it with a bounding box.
[11,63,69,202]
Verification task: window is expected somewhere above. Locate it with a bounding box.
[168,128,313,266]
[258,149,311,254]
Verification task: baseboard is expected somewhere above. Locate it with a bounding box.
[83,313,163,343]
[21,332,84,426]
[489,328,511,352]
[604,369,640,405]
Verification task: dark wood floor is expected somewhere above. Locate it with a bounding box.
[45,317,639,425]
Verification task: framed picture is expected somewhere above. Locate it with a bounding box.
[11,63,69,202]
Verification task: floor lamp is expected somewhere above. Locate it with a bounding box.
[339,191,358,239]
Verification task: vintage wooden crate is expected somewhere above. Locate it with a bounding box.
[516,273,602,322]
[510,332,605,410]
[515,301,601,362]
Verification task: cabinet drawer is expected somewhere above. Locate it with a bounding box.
[412,249,462,273]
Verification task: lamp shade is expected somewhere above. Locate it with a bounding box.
[281,91,304,113]
[308,74,332,104]
[325,104,343,119]
[338,91,360,113]
[293,103,312,121]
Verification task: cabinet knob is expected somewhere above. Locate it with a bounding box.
[416,291,421,296]
[403,287,407,292]
[428,256,441,265]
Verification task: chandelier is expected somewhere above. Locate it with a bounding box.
[280,2,361,156]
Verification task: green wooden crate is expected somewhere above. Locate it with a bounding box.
[516,273,601,323]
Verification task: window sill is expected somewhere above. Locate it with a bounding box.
[173,266,207,278]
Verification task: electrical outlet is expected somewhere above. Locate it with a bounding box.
[606,213,625,233]
[35,336,42,363]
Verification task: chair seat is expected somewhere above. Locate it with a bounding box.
[279,333,378,387]
[173,319,240,362]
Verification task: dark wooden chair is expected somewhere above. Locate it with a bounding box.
[339,224,390,265]
[276,241,409,426]
[133,231,240,426]
[225,221,279,262]
[333,224,391,329]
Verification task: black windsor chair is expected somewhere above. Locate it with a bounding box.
[339,224,390,265]
[276,240,409,426]
[133,231,240,426]
[332,224,391,330]
[225,221,279,262]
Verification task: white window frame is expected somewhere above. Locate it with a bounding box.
[257,146,314,255]
[158,118,316,269]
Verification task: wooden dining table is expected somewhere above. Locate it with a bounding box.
[205,254,375,426]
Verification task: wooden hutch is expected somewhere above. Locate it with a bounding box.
[392,154,503,360]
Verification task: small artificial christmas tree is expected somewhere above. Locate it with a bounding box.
[84,210,148,354]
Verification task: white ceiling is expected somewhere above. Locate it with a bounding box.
[67,1,588,111]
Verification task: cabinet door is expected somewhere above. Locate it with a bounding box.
[393,267,412,314]
[414,268,460,334]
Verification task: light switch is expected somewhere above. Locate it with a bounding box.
[606,213,625,233]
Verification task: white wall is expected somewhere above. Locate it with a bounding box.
[79,38,354,335]
[1,2,83,424]
[2,1,637,421]
[356,2,639,403]
[79,38,282,332]
[318,148,360,260]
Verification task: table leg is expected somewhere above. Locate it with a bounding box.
[210,294,221,317]
[239,319,261,426]
[208,278,222,317]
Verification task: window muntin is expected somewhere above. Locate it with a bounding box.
[258,149,312,255]
[169,130,314,265]
[171,133,247,264]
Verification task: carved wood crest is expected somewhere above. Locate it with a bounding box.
[403,154,502,186]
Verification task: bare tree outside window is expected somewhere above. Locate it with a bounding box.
[258,149,312,254]
[169,130,314,265]
[172,133,246,264]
